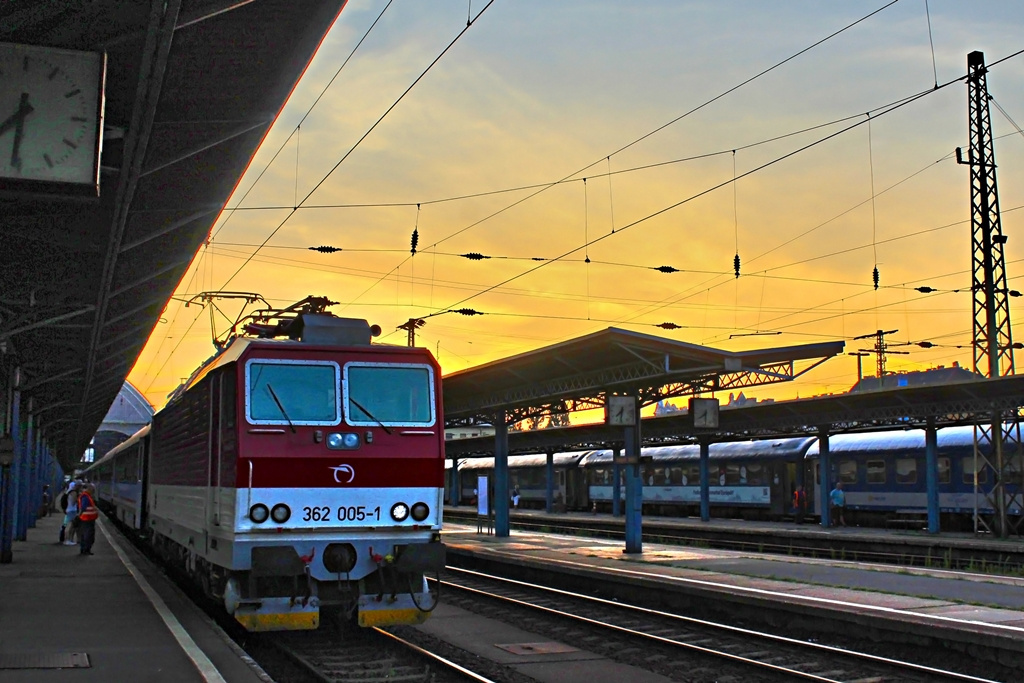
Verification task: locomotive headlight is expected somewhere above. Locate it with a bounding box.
[249,503,270,524]
[411,502,430,522]
[271,504,291,524]
[326,432,360,450]
[390,502,410,522]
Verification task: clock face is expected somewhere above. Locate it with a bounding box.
[0,42,104,190]
[607,396,637,426]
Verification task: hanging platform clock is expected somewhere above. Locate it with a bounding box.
[0,41,105,198]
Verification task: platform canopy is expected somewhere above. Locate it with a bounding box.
[0,1,347,469]
[443,327,845,425]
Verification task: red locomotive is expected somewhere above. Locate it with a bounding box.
[87,297,446,630]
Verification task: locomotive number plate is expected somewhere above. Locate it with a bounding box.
[302,505,381,523]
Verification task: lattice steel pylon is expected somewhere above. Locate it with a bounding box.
[958,51,1022,536]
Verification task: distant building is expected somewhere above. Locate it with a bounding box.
[848,362,982,393]
[83,381,154,463]
[445,424,495,441]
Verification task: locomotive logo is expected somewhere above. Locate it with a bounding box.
[330,464,355,484]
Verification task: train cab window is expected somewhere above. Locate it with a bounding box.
[962,457,989,485]
[938,457,950,484]
[866,460,886,484]
[838,460,857,484]
[246,360,340,425]
[895,458,917,485]
[344,363,435,427]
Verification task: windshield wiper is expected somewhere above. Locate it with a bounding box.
[349,397,392,435]
[266,384,297,434]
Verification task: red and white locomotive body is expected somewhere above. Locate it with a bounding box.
[147,314,445,630]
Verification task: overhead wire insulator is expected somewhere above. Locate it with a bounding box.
[915,286,935,293]
[531,257,546,261]
[449,308,483,316]
[653,265,679,274]
[733,253,741,278]
[461,252,490,260]
[655,322,682,330]
[872,265,879,290]
[310,245,342,253]
[916,341,935,348]
[410,228,419,255]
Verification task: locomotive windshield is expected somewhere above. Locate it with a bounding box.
[344,363,435,427]
[246,360,340,425]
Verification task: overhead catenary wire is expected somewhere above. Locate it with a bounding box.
[217,0,497,291]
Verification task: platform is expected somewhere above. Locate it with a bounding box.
[0,514,270,682]
[441,519,1024,665]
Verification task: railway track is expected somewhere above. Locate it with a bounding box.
[268,622,498,683]
[440,566,1004,683]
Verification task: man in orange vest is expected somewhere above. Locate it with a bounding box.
[77,484,99,555]
[792,485,807,525]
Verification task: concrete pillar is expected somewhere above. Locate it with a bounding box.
[699,438,710,522]
[818,425,831,529]
[494,411,509,537]
[925,417,940,534]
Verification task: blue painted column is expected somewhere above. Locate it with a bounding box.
[925,416,940,534]
[494,411,510,537]
[611,448,621,517]
[699,438,710,522]
[818,425,831,529]
[623,397,642,554]
[12,388,27,541]
[26,406,36,529]
[545,450,554,513]
[448,457,458,506]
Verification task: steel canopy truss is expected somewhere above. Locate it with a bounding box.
[0,0,348,469]
[445,374,1024,458]
[443,327,844,425]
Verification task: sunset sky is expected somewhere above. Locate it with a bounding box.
[128,0,1024,415]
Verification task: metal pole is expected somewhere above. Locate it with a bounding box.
[925,416,940,534]
[0,464,11,563]
[12,388,25,541]
[611,450,621,517]
[545,450,554,513]
[818,426,831,529]
[493,411,509,538]
[26,407,36,529]
[699,437,710,522]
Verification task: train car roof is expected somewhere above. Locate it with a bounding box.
[457,451,594,470]
[83,424,151,473]
[805,424,1006,455]
[581,437,815,466]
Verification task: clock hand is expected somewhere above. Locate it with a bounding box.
[4,94,33,170]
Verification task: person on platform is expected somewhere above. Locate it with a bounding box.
[792,485,807,524]
[62,484,80,546]
[511,485,521,509]
[40,484,52,517]
[77,484,99,555]
[829,481,846,527]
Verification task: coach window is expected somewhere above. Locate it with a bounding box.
[246,360,340,425]
[895,458,917,485]
[344,363,435,427]
[866,459,886,484]
[938,457,950,484]
[838,460,858,484]
[962,457,988,485]
[745,463,764,485]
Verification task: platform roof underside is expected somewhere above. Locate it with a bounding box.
[442,327,845,423]
[0,1,347,469]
